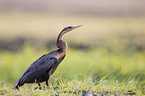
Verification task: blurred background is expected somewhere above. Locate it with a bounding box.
[0,0,145,51]
[0,0,145,87]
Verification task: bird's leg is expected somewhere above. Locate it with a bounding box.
[38,82,41,86]
[45,79,50,89]
[46,80,49,86]
[34,82,42,90]
[38,82,42,90]
[45,72,51,88]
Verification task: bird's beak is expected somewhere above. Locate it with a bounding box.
[72,25,83,29]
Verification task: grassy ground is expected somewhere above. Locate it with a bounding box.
[0,78,142,95]
[0,45,145,95]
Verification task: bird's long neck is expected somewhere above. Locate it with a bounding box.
[57,40,67,54]
[57,31,67,54]
[57,31,63,48]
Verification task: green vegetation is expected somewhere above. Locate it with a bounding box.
[0,12,145,95]
[0,45,144,95]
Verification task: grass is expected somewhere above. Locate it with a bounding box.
[0,45,145,95]
[0,78,141,95]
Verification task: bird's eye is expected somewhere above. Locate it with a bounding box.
[63,27,72,31]
[67,26,72,29]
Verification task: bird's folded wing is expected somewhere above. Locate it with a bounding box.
[18,54,56,85]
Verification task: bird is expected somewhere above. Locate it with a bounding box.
[13,25,81,89]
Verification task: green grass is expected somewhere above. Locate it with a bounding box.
[0,78,142,95]
[0,45,145,95]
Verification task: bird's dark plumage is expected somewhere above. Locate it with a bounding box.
[13,25,81,89]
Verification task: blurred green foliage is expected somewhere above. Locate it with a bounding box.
[0,45,145,95]
[0,45,145,84]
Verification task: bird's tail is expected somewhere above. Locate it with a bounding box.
[13,76,25,90]
[13,82,19,90]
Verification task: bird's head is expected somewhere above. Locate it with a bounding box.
[61,25,82,34]
[57,25,82,49]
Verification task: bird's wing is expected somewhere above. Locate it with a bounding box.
[17,54,57,86]
[23,54,47,75]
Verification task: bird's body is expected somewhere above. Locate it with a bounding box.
[14,25,81,89]
[14,49,65,89]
